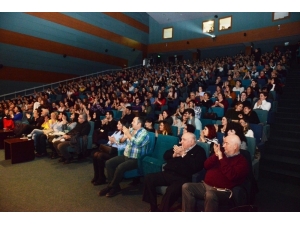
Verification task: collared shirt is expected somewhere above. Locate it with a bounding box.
[123,127,149,159]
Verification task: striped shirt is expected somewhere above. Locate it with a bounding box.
[123,127,149,159]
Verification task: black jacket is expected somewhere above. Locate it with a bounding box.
[163,144,207,180]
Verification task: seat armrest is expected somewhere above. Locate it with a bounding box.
[192,169,206,183]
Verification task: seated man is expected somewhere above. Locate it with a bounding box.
[181,134,249,212]
[93,111,117,145]
[121,106,135,127]
[53,113,91,164]
[98,116,149,197]
[184,108,202,131]
[142,132,207,212]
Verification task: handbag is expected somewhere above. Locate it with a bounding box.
[99,144,118,155]
[3,118,15,130]
[202,107,217,120]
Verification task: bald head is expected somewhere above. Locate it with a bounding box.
[223,134,241,156]
[181,132,196,150]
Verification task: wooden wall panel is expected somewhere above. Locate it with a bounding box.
[0,29,127,68]
[103,12,149,33]
[25,12,147,53]
[0,66,76,83]
[148,21,300,54]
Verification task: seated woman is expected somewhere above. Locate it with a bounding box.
[232,80,245,93]
[173,113,188,134]
[201,92,213,109]
[225,101,244,123]
[156,120,172,136]
[245,86,256,101]
[225,121,248,150]
[224,85,236,100]
[215,116,228,134]
[48,112,78,159]
[141,99,153,118]
[212,85,223,98]
[198,124,218,156]
[91,119,127,185]
[153,92,166,111]
[242,105,260,124]
[158,109,173,127]
[173,101,187,119]
[144,118,155,133]
[211,93,229,112]
[239,118,254,138]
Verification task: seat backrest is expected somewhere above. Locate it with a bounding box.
[211,107,224,118]
[87,121,94,149]
[200,118,213,127]
[194,129,201,140]
[171,126,178,137]
[217,132,224,145]
[152,134,179,160]
[242,79,251,88]
[253,109,268,124]
[154,123,159,130]
[147,132,156,155]
[196,142,210,157]
[246,137,256,161]
[249,123,263,145]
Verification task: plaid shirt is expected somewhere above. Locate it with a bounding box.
[124,127,149,159]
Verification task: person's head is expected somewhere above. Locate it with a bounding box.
[183,108,195,119]
[225,85,232,93]
[131,116,144,130]
[78,113,87,124]
[225,121,246,143]
[184,124,196,134]
[117,119,127,131]
[221,116,228,126]
[14,106,22,113]
[144,99,151,106]
[222,134,241,157]
[71,112,79,122]
[162,110,170,119]
[216,85,222,92]
[243,105,252,115]
[217,93,225,101]
[144,118,154,129]
[235,101,244,111]
[235,80,242,87]
[239,118,249,131]
[135,97,141,105]
[60,111,68,121]
[50,112,58,120]
[259,92,268,101]
[180,132,197,150]
[203,92,211,100]
[125,106,132,115]
[105,111,114,120]
[179,101,186,108]
[159,121,171,134]
[188,100,195,108]
[241,92,247,101]
[41,108,49,117]
[189,92,196,99]
[203,124,217,139]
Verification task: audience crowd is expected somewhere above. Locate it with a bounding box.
[0,47,292,211]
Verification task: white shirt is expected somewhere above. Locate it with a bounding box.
[253,100,271,111]
[245,129,254,138]
[233,87,245,93]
